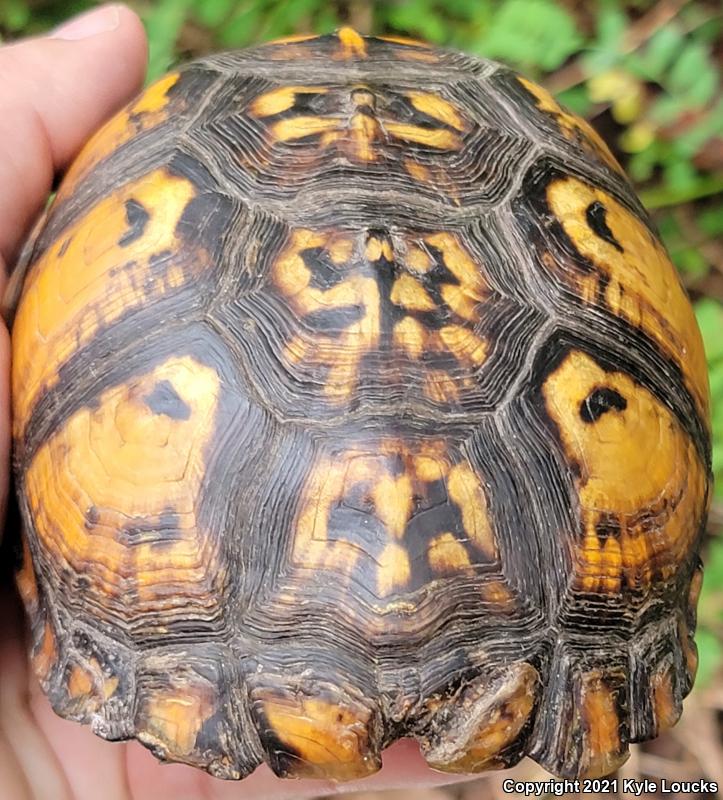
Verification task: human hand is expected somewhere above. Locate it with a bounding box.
[0,6,466,798]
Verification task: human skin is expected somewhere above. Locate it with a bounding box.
[0,5,468,798]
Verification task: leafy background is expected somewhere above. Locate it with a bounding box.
[1,0,721,796]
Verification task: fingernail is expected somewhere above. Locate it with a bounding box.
[50,4,121,40]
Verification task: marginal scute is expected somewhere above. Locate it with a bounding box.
[420,662,539,772]
[250,679,381,780]
[530,659,629,779]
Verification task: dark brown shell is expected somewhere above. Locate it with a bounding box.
[12,28,711,782]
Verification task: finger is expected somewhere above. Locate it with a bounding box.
[0,3,147,266]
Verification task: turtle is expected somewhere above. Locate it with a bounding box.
[10,27,711,783]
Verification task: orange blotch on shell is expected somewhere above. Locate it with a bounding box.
[13,169,199,437]
[375,542,412,597]
[260,692,379,780]
[422,662,538,772]
[428,532,471,575]
[518,77,624,175]
[16,537,39,612]
[546,177,709,424]
[393,316,427,359]
[137,680,216,759]
[24,356,225,615]
[390,273,437,311]
[336,27,367,60]
[424,233,487,300]
[67,663,95,700]
[57,73,180,201]
[34,622,58,682]
[543,351,708,593]
[438,325,488,367]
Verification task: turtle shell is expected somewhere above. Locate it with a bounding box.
[12,28,711,782]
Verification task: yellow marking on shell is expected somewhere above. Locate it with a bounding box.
[406,241,434,273]
[438,326,488,366]
[404,158,433,185]
[543,351,708,593]
[337,27,367,59]
[425,233,487,299]
[428,532,471,575]
[57,73,180,201]
[138,681,216,757]
[384,122,461,150]
[440,284,479,322]
[390,273,437,311]
[13,169,199,437]
[271,115,341,141]
[481,580,515,605]
[393,317,427,359]
[293,441,496,594]
[651,669,679,732]
[407,91,466,131]
[25,357,225,612]
[67,664,95,700]
[34,622,57,682]
[424,370,460,404]
[579,673,628,778]
[378,34,430,47]
[350,112,380,161]
[260,693,378,780]
[373,474,413,538]
[423,663,537,773]
[273,229,380,405]
[547,177,709,423]
[250,85,328,117]
[376,543,412,596]
[329,236,355,264]
[447,464,497,558]
[518,76,624,175]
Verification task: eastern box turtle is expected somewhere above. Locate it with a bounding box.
[10,28,711,783]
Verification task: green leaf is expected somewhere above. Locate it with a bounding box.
[695,299,723,364]
[668,41,718,107]
[143,0,194,81]
[639,25,683,78]
[0,0,30,31]
[473,0,583,71]
[695,627,723,687]
[193,0,236,30]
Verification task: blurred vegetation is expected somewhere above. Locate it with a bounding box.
[1,0,722,678]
